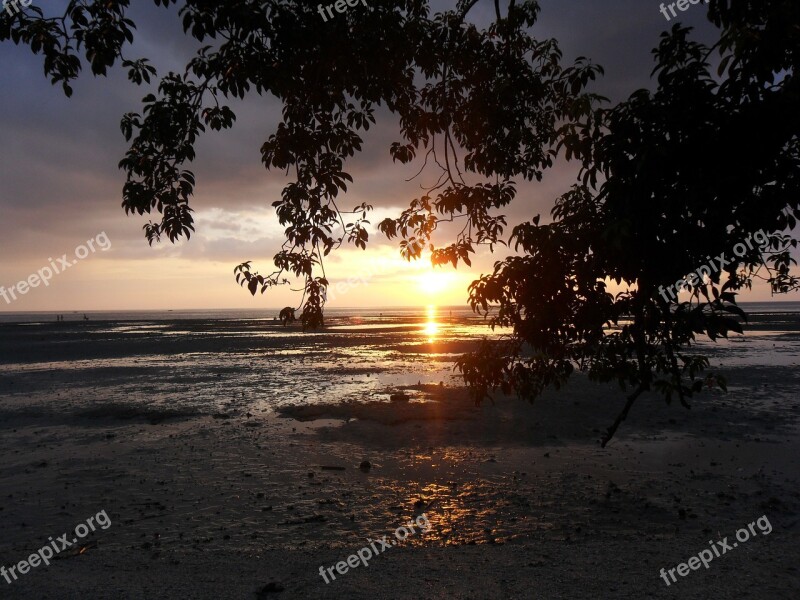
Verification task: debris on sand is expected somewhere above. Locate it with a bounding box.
[256,581,285,597]
[283,514,326,525]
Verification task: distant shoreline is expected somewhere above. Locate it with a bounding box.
[1,300,799,321]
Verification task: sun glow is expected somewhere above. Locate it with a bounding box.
[418,269,450,296]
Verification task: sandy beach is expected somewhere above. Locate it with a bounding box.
[0,307,798,599]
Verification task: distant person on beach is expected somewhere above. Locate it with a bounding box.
[83,314,89,321]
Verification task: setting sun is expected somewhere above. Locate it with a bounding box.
[418,269,450,296]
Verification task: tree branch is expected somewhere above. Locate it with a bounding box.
[601,385,645,447]
[458,0,480,20]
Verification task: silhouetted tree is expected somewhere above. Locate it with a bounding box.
[457,1,800,444]
[3,0,798,442]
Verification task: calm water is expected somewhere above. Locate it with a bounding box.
[0,302,798,420]
[0,306,479,323]
[0,305,504,418]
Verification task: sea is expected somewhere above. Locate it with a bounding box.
[0,302,798,417]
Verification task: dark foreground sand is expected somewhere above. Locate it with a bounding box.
[1,368,798,599]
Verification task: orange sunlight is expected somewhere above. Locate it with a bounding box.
[423,304,439,342]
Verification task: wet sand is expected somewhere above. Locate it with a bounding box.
[0,314,798,598]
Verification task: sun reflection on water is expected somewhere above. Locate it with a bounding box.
[423,305,439,342]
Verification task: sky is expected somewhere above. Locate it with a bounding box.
[0,0,785,312]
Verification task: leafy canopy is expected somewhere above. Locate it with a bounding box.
[1,0,600,330]
[3,0,798,442]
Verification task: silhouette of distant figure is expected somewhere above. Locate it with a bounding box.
[83,314,89,321]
